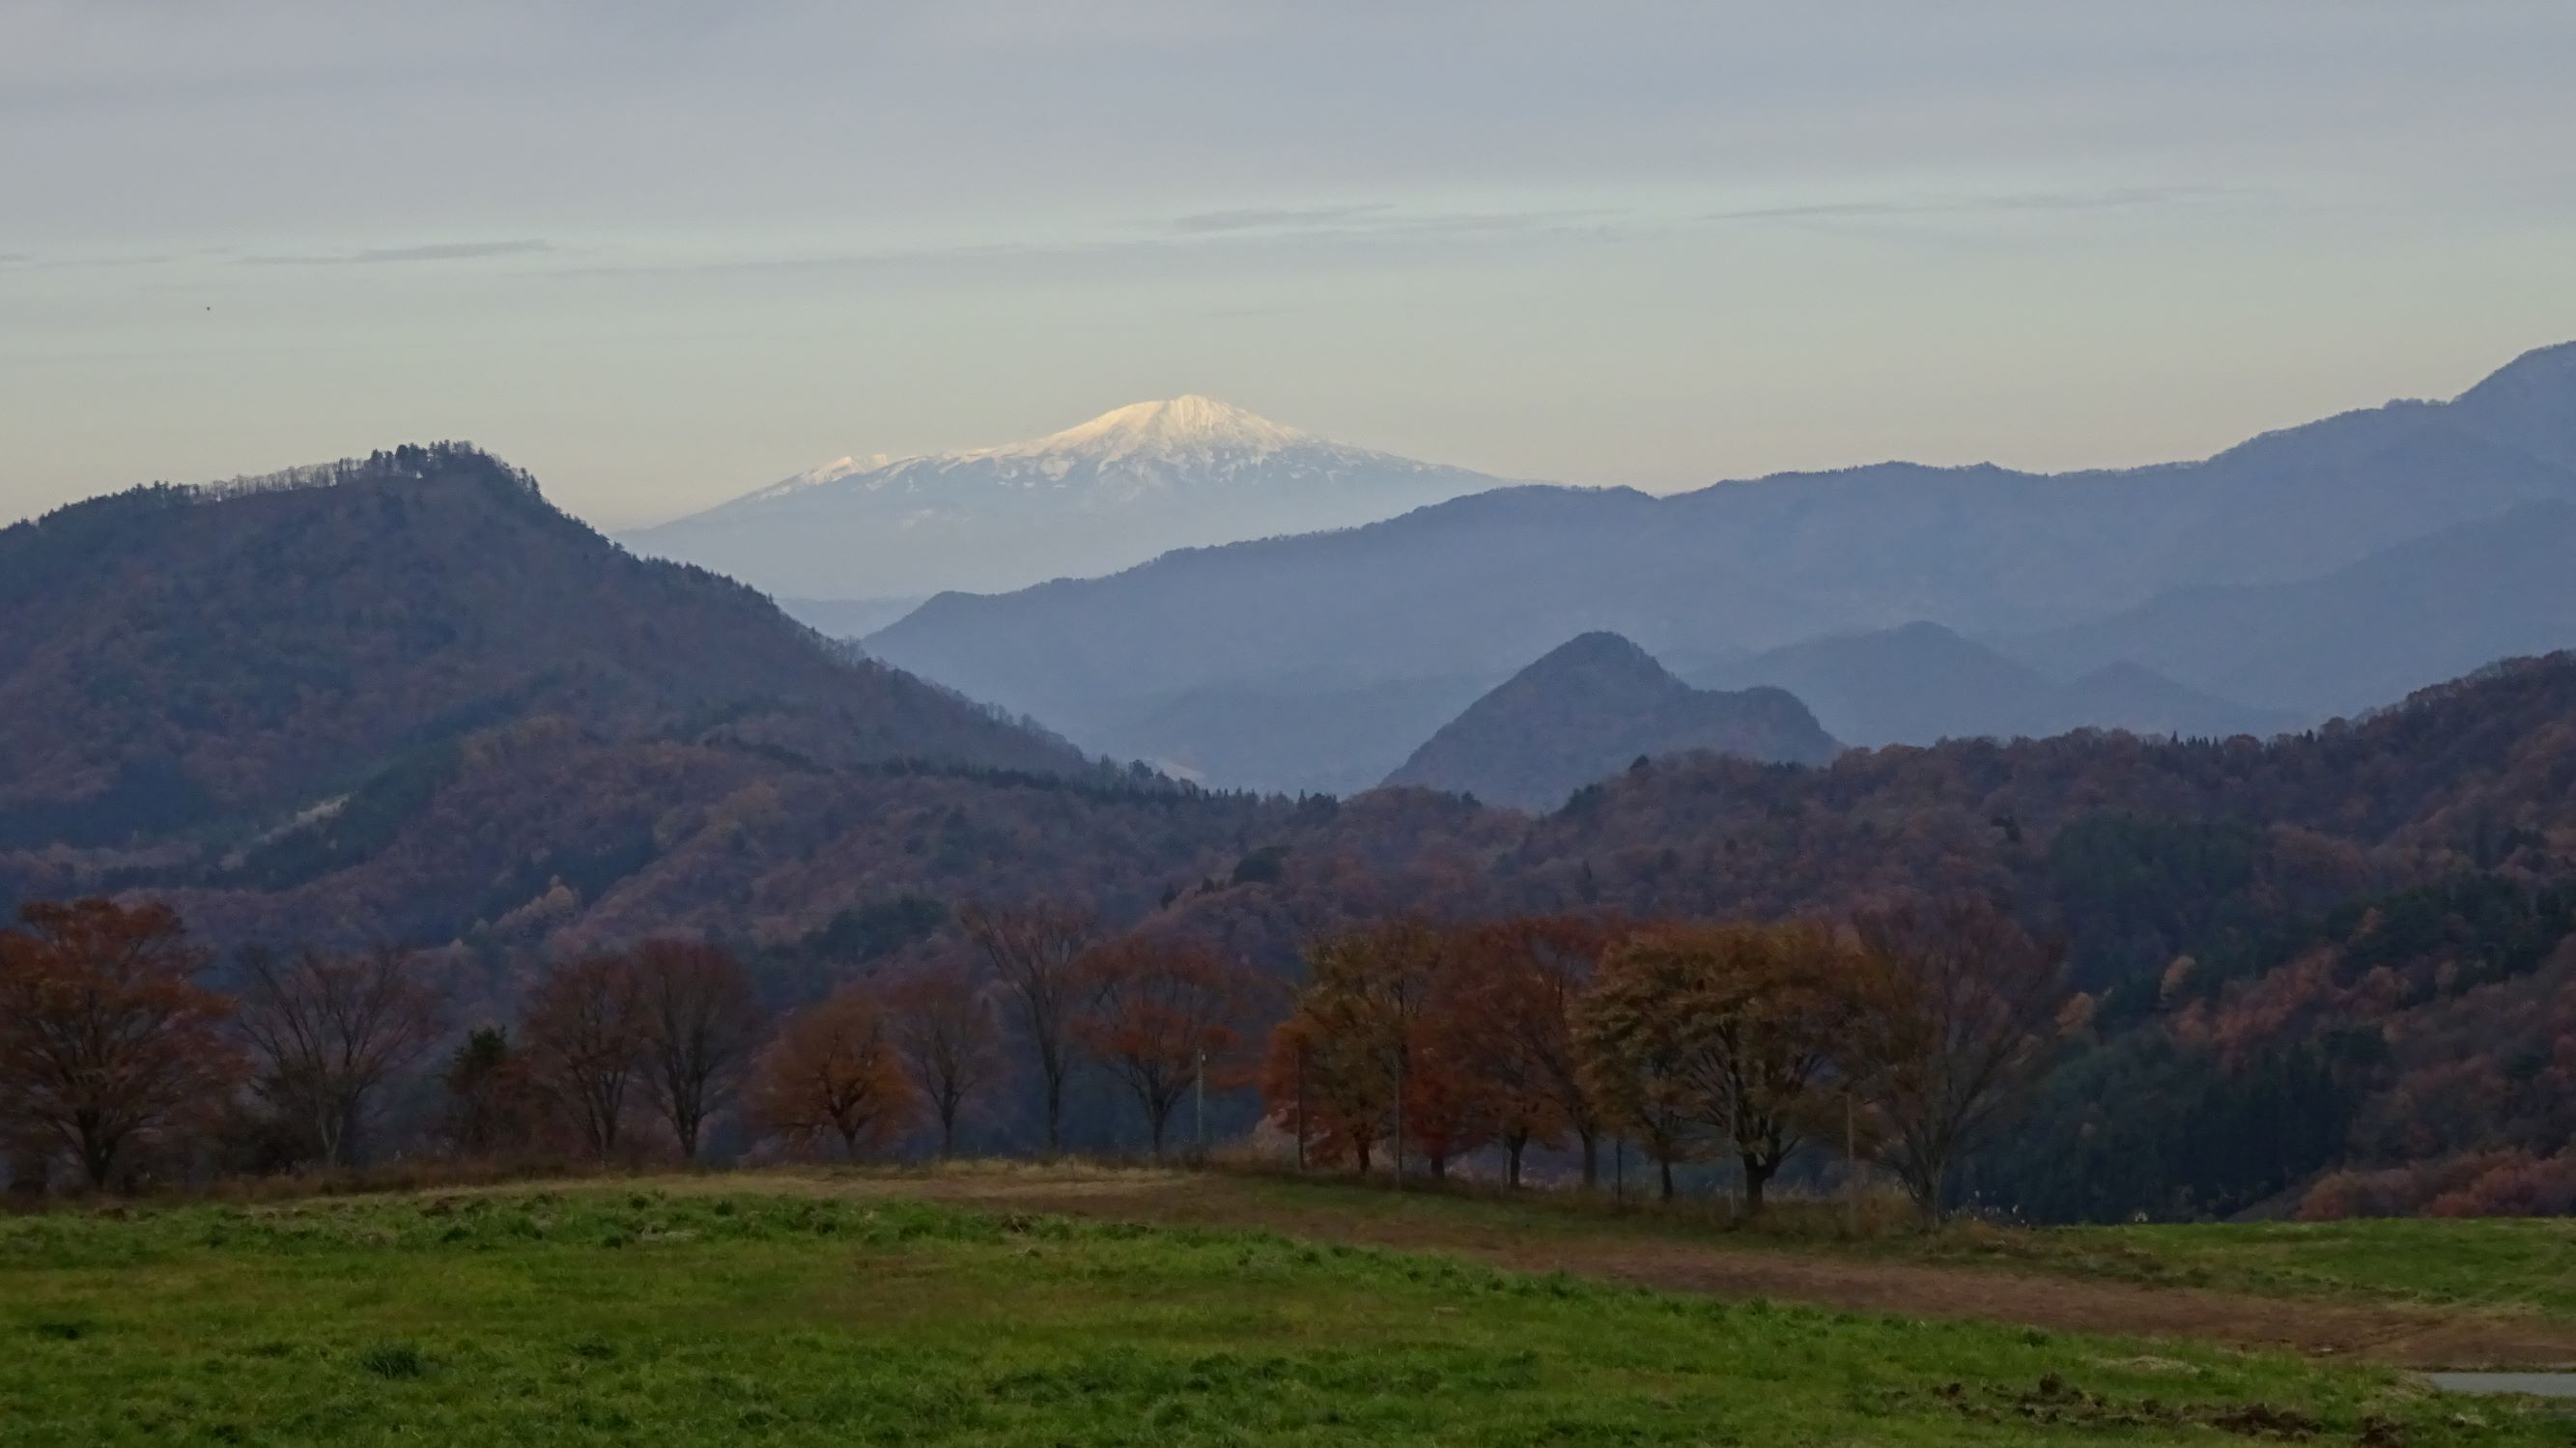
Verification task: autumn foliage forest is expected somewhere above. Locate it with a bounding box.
[0,892,2069,1230]
[7,450,2576,1222]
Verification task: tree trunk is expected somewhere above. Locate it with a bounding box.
[77,1113,116,1189]
[1427,1150,1447,1180]
[1355,1140,1373,1175]
[1147,1108,1168,1161]
[840,1126,863,1161]
[1741,1152,1772,1215]
[1911,1158,1946,1227]
[939,1103,958,1159]
[1392,1053,1406,1191]
[1507,1138,1525,1188]
[1657,1156,1675,1202]
[1042,1065,1064,1155]
[1578,1129,1599,1189]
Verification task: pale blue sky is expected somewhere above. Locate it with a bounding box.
[6,0,2575,528]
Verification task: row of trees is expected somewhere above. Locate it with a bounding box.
[2,894,2067,1222]
[0,898,1263,1189]
[1265,900,2071,1220]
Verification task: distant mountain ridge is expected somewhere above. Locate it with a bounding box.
[1384,633,1839,810]
[869,341,2576,787]
[625,396,1520,600]
[0,443,1087,850]
[2005,500,2576,719]
[1687,622,2299,748]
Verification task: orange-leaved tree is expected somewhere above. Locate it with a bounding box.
[0,899,242,1188]
[750,982,916,1160]
[882,955,1004,1157]
[1074,935,1258,1159]
[1260,1011,1384,1171]
[1849,897,2070,1224]
[1577,920,1854,1212]
[1264,919,1453,1178]
[1572,923,1703,1200]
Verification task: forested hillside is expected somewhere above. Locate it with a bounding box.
[0,443,1088,852]
[13,446,2576,1221]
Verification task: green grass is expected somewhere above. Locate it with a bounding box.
[1918,1217,2576,1320]
[1199,1167,2576,1324]
[0,1185,2561,1445]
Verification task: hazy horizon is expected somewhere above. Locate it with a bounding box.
[9,1,2576,530]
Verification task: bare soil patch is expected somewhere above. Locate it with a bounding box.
[738,1168,2576,1370]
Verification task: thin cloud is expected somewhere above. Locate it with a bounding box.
[547,209,1634,282]
[241,240,556,267]
[1166,203,1393,235]
[1704,185,2250,226]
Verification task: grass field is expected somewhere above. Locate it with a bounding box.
[1042,1169,2576,1338]
[1916,1217,2576,1320]
[3,1181,2570,1446]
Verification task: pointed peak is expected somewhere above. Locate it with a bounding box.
[1518,632,1680,685]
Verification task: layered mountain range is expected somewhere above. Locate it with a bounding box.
[14,438,2576,1218]
[868,341,2576,791]
[624,395,1514,602]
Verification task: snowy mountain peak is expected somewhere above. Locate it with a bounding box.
[634,395,1510,598]
[987,395,1311,465]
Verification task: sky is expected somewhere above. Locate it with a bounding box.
[6,0,2576,530]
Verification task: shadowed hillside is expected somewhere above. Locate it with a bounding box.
[0,443,1088,850]
[1383,633,1840,809]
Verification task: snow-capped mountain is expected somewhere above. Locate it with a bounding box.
[622,397,1522,605]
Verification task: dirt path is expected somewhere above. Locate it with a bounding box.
[705,1169,2576,1371]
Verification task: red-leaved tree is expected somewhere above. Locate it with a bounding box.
[1074,936,1258,1158]
[0,899,242,1188]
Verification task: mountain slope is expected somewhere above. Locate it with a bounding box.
[868,342,2576,789]
[2011,500,2576,717]
[0,443,1086,848]
[625,396,1519,599]
[1687,622,2297,747]
[1383,633,1839,809]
